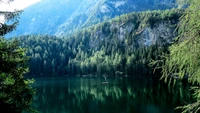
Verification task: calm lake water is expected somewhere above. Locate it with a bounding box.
[30,77,192,113]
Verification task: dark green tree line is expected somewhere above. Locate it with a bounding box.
[16,9,182,77]
[17,9,181,77]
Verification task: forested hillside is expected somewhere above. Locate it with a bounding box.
[17,9,182,77]
[2,0,200,112]
[7,0,176,37]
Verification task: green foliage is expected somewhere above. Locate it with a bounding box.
[0,1,35,112]
[0,9,21,36]
[155,0,200,112]
[18,35,163,77]
[175,87,200,113]
[0,38,35,113]
[16,9,181,77]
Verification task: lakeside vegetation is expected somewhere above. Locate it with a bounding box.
[155,0,200,112]
[17,9,182,77]
[0,0,200,112]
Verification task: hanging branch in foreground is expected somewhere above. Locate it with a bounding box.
[152,0,200,113]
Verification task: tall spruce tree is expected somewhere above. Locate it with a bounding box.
[0,0,35,112]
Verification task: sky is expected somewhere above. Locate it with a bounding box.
[0,0,41,11]
[0,0,41,23]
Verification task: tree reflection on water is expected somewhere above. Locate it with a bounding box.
[31,77,193,113]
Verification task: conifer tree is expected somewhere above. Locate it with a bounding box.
[0,0,35,112]
[157,0,200,112]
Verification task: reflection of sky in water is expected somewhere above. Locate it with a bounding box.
[29,77,192,113]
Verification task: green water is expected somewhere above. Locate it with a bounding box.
[31,77,192,113]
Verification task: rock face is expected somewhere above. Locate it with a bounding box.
[16,9,182,77]
[7,0,176,37]
[87,19,178,49]
[55,0,176,36]
[138,22,177,46]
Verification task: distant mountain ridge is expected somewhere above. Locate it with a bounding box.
[8,0,176,37]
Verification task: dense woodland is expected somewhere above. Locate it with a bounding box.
[18,35,165,77]
[1,0,200,112]
[16,9,182,77]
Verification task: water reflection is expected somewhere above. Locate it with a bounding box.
[31,77,192,113]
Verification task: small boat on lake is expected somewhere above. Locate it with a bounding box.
[102,81,109,84]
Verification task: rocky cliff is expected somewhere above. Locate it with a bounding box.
[17,9,183,77]
[72,9,181,50]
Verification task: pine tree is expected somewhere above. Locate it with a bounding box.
[0,0,35,112]
[0,0,22,36]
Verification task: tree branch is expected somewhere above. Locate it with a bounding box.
[0,11,15,14]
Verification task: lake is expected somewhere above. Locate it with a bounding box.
[30,77,192,113]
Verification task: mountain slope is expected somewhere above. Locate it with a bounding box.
[8,0,176,37]
[55,0,176,36]
[17,9,182,77]
[8,0,82,36]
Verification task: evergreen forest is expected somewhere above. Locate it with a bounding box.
[0,0,200,113]
[17,9,182,77]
